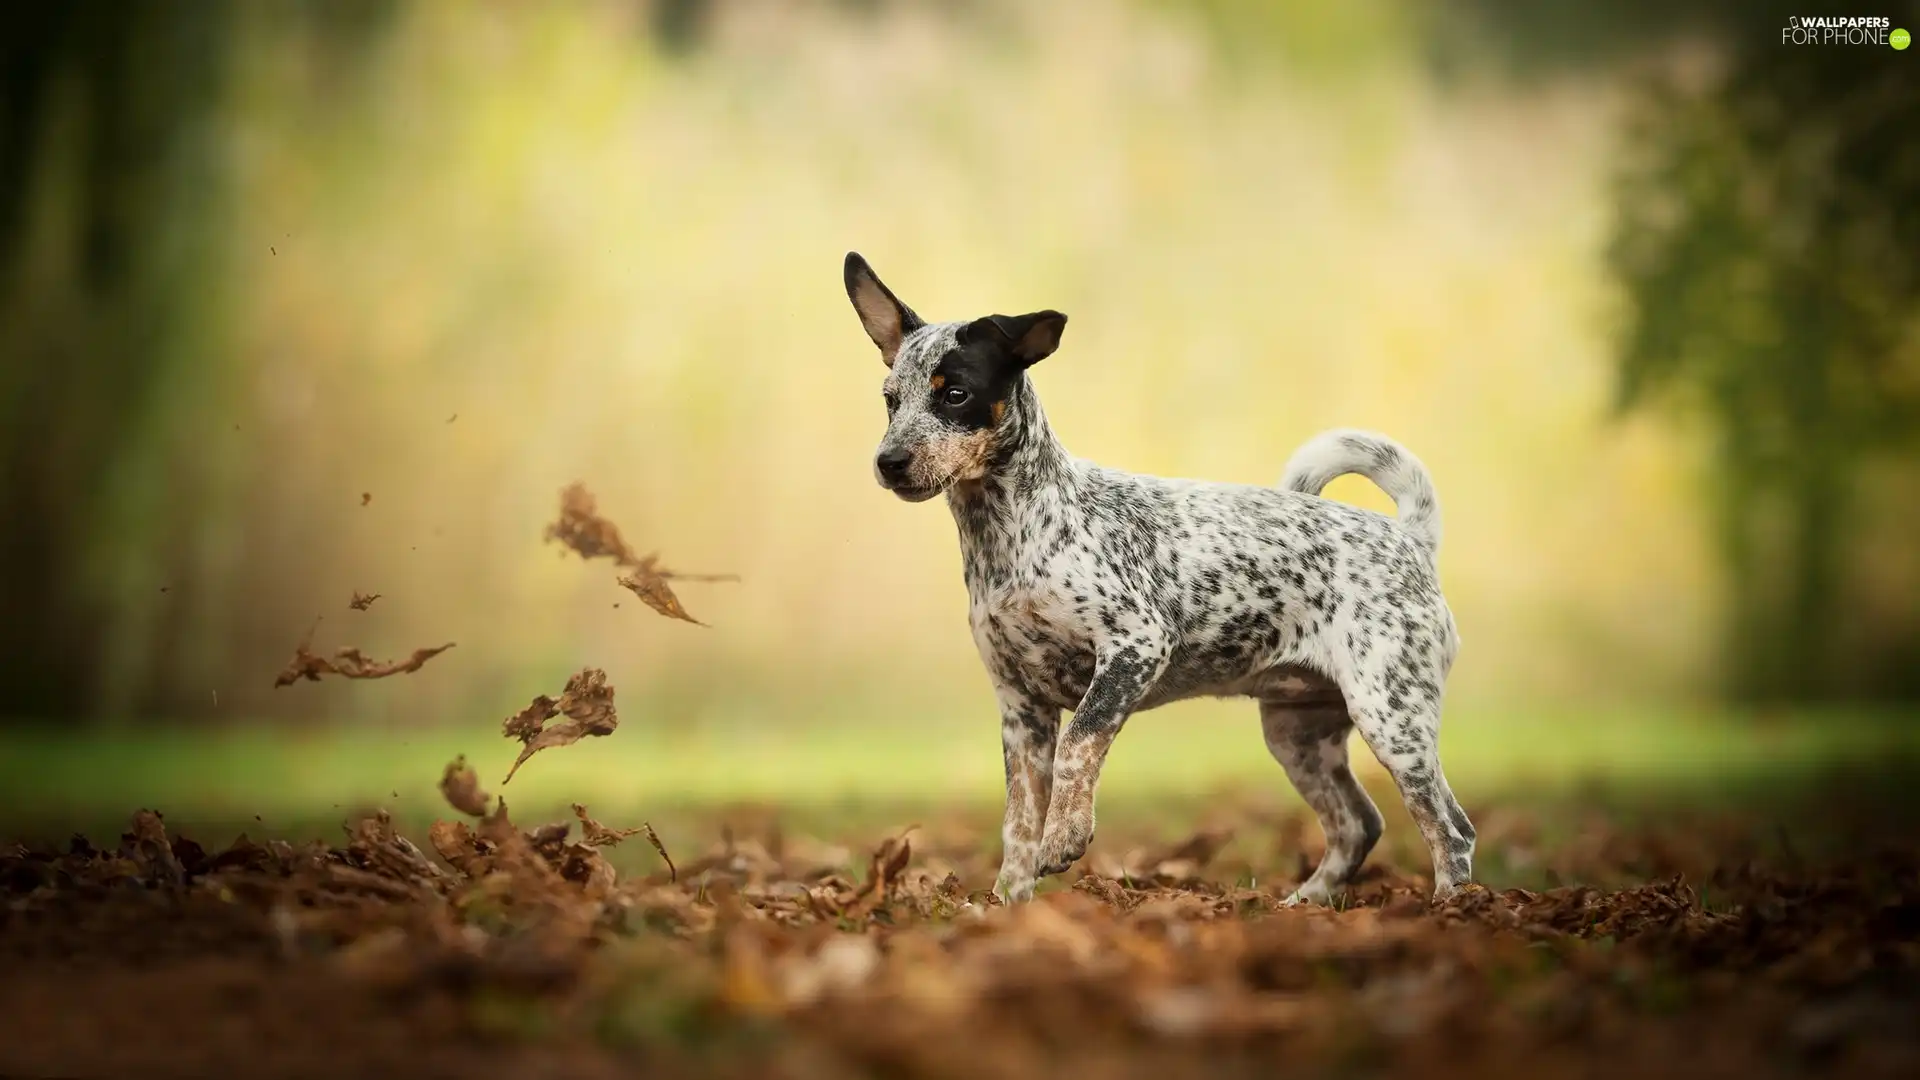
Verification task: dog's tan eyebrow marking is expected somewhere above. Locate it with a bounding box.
[931,374,946,390]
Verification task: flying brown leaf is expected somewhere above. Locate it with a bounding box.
[360,492,371,506]
[544,482,640,565]
[544,482,737,625]
[273,637,455,688]
[500,668,618,784]
[617,561,707,626]
[439,756,490,817]
[348,591,381,612]
[501,694,557,744]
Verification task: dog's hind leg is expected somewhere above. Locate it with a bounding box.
[1342,675,1475,901]
[1260,697,1385,905]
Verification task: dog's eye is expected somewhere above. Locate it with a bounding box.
[883,390,899,414]
[942,387,970,407]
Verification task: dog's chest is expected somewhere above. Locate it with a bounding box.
[967,578,1099,710]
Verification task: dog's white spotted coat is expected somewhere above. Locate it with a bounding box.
[844,254,1475,906]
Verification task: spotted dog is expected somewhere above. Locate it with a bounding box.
[842,252,1475,906]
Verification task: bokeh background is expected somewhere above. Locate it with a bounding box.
[1,0,1916,832]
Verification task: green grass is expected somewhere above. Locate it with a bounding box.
[2,701,1916,841]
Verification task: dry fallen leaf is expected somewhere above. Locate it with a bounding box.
[342,810,441,888]
[348,591,381,612]
[642,822,676,883]
[427,819,482,876]
[571,803,641,847]
[557,842,618,896]
[439,756,490,817]
[126,810,185,887]
[500,668,619,784]
[560,804,674,880]
[846,827,916,917]
[360,492,372,506]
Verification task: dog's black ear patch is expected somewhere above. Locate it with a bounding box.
[844,252,925,368]
[959,310,1067,369]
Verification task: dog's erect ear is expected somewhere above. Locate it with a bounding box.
[959,311,1068,369]
[844,252,925,368]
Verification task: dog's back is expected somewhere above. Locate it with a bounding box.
[970,458,1452,713]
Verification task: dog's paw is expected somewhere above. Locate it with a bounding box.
[993,873,1036,904]
[1282,881,1339,908]
[1035,816,1093,878]
[1430,880,1485,907]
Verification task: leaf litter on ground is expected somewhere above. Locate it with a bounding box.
[4,791,1920,1080]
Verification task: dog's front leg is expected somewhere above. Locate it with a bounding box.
[992,682,1061,903]
[1036,642,1167,879]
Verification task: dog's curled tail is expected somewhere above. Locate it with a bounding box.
[1280,429,1442,554]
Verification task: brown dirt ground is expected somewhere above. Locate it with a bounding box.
[3,794,1918,1080]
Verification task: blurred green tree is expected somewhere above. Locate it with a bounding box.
[1606,20,1920,701]
[0,2,237,721]
[0,1,403,722]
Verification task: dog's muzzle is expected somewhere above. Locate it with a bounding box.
[874,448,939,502]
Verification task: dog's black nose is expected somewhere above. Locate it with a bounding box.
[876,448,913,483]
